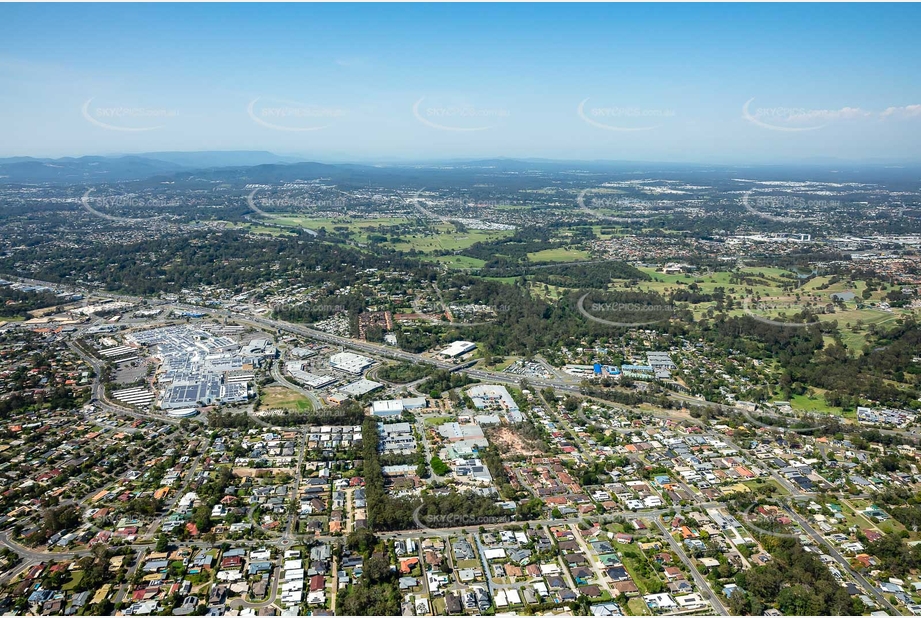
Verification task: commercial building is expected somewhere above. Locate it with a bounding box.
[438,340,477,359]
[338,379,383,398]
[378,422,416,455]
[329,352,375,375]
[370,397,427,418]
[467,384,522,422]
[127,325,260,410]
[285,361,336,389]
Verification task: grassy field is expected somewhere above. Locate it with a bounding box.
[826,308,908,350]
[271,215,411,232]
[618,545,664,596]
[223,221,294,236]
[234,213,514,254]
[62,571,84,591]
[784,393,845,416]
[740,478,790,496]
[390,225,513,253]
[626,595,651,615]
[260,385,313,411]
[626,267,919,352]
[429,255,487,269]
[423,416,456,426]
[485,356,520,371]
[483,276,520,284]
[526,247,591,262]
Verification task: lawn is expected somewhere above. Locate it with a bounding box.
[526,247,591,263]
[233,222,297,236]
[784,393,845,416]
[626,267,919,352]
[630,268,793,298]
[626,596,650,615]
[385,226,512,253]
[275,217,514,254]
[260,385,313,411]
[423,416,456,426]
[429,255,487,269]
[62,571,84,591]
[482,356,519,372]
[827,308,911,351]
[740,478,790,497]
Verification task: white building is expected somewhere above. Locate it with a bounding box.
[370,397,427,418]
[439,340,477,358]
[329,352,375,374]
[338,379,383,398]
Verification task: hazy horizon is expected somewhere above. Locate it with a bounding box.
[8,149,921,169]
[2,3,921,163]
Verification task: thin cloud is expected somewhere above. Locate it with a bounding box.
[758,104,921,125]
[880,104,921,119]
[784,107,872,123]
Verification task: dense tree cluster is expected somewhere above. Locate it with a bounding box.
[376,362,436,384]
[419,369,477,398]
[361,419,507,531]
[730,536,860,615]
[1,230,433,296]
[0,286,66,319]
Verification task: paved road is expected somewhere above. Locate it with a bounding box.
[570,523,617,599]
[228,564,280,609]
[144,443,208,537]
[283,428,309,543]
[0,558,35,585]
[783,506,901,615]
[270,362,324,411]
[653,517,728,616]
[8,272,857,442]
[66,339,183,426]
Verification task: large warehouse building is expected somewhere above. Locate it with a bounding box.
[329,352,375,375]
[438,340,477,359]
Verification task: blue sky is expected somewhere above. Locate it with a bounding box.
[1,3,920,163]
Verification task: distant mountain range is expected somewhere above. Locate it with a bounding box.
[1,151,919,185]
[0,151,301,183]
